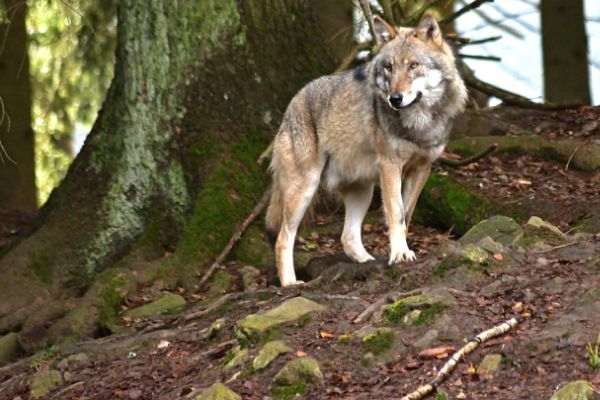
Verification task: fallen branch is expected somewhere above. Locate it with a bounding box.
[464,74,580,110]
[400,317,521,400]
[438,144,497,167]
[197,188,272,290]
[441,0,494,25]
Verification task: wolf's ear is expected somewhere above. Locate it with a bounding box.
[373,16,397,42]
[415,12,443,47]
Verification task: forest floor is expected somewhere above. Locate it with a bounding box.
[1,106,599,400]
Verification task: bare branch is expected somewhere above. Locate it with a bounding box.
[358,0,380,48]
[460,53,501,62]
[441,0,494,25]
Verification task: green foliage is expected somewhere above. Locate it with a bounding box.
[26,345,58,370]
[587,333,600,372]
[28,0,117,202]
[272,384,306,399]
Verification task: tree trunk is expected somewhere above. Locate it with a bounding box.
[0,0,36,213]
[0,0,346,351]
[541,0,591,104]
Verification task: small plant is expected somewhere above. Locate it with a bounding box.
[587,333,600,371]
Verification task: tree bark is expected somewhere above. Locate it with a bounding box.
[0,0,36,213]
[541,0,591,104]
[0,0,345,349]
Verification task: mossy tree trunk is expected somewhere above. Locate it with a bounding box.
[0,0,37,213]
[0,0,351,350]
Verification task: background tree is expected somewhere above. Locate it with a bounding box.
[0,0,36,213]
[541,0,591,104]
[0,0,353,352]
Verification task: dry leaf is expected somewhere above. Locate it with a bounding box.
[296,351,306,357]
[418,345,455,359]
[493,253,504,261]
[320,331,334,340]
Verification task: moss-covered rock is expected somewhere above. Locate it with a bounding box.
[361,328,395,355]
[519,216,569,248]
[273,357,323,386]
[123,293,186,319]
[223,345,249,371]
[195,382,241,400]
[477,353,502,375]
[30,369,63,398]
[237,297,324,342]
[383,289,456,325]
[206,270,233,298]
[460,216,523,245]
[0,332,20,366]
[253,340,292,370]
[549,380,595,400]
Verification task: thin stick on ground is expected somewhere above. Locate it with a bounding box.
[565,141,586,171]
[438,144,498,167]
[400,317,521,400]
[197,188,272,290]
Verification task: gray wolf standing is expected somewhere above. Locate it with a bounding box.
[265,13,468,286]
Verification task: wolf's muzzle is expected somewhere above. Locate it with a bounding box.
[388,93,404,109]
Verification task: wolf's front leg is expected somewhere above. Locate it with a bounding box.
[378,158,416,265]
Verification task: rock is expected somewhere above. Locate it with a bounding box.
[123,293,186,319]
[549,380,595,400]
[527,216,566,238]
[30,369,63,398]
[413,329,439,351]
[0,332,21,366]
[57,352,89,369]
[206,271,233,298]
[273,357,323,386]
[239,265,261,292]
[476,236,505,254]
[460,244,489,264]
[253,340,292,370]
[383,288,456,325]
[237,297,324,341]
[459,216,523,245]
[477,354,502,375]
[207,318,226,339]
[360,328,395,355]
[195,382,241,400]
[223,345,249,371]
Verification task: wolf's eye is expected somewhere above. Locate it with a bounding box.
[409,62,419,70]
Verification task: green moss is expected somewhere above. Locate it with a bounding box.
[206,270,232,298]
[338,334,351,343]
[432,256,464,278]
[97,271,126,330]
[176,129,269,271]
[27,253,52,284]
[362,330,395,355]
[413,304,448,326]
[294,314,312,329]
[272,384,306,399]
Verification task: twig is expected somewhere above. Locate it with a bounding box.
[458,35,502,46]
[565,141,586,171]
[463,73,581,110]
[184,292,244,322]
[358,0,380,48]
[400,317,521,400]
[354,289,422,324]
[534,242,577,254]
[438,144,498,167]
[459,53,501,62]
[197,188,272,290]
[441,0,494,25]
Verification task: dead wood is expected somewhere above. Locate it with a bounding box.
[438,144,498,167]
[399,317,521,400]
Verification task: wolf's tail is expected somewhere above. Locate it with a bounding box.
[265,181,282,248]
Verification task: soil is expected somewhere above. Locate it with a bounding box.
[0,106,599,400]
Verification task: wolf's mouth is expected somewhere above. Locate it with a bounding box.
[389,91,423,110]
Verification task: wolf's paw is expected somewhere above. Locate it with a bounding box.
[388,249,416,265]
[346,249,375,264]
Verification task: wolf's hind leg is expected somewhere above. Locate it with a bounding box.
[276,168,322,286]
[340,182,375,263]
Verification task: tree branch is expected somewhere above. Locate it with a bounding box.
[359,0,380,49]
[441,0,494,25]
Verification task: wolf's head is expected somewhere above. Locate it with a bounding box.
[371,13,464,112]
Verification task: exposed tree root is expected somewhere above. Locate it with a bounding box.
[400,317,522,400]
[439,144,497,167]
[448,136,600,171]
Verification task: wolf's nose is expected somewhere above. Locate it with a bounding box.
[389,93,403,108]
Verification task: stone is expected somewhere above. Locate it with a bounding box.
[57,352,89,369]
[477,354,502,375]
[30,369,63,398]
[195,383,241,400]
[459,216,523,245]
[237,297,324,341]
[207,318,226,339]
[239,265,261,292]
[223,345,249,371]
[123,293,186,319]
[253,340,292,370]
[527,216,566,238]
[413,329,439,351]
[273,357,323,386]
[476,236,505,254]
[360,328,395,355]
[549,380,595,400]
[383,288,456,325]
[460,244,489,264]
[0,332,21,366]
[206,271,232,298]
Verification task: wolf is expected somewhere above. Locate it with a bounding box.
[265,13,468,286]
